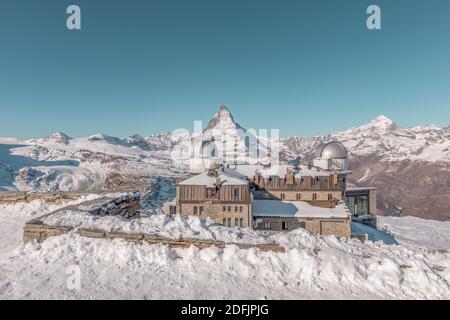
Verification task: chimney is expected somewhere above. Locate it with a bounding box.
[286,168,294,184]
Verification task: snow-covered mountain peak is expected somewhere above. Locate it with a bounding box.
[87,133,130,147]
[340,115,397,137]
[48,131,72,144]
[206,105,242,131]
[361,115,397,131]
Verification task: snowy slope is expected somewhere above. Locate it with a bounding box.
[0,200,449,299]
[0,131,186,192]
[378,216,450,250]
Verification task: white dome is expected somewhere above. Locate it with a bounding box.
[316,141,348,159]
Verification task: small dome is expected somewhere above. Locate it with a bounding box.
[315,141,348,159]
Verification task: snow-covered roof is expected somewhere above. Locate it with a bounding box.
[253,200,350,219]
[178,170,248,187]
[259,164,330,178]
[232,164,330,179]
[293,166,330,178]
[346,186,377,192]
[232,164,262,178]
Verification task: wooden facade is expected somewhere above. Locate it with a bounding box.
[177,184,252,204]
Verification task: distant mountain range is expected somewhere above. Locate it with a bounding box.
[1,106,449,220]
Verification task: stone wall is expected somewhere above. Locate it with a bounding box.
[23,221,284,253]
[254,216,351,238]
[0,191,87,205]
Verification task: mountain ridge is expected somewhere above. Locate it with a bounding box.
[1,106,450,220]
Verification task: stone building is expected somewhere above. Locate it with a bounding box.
[252,199,351,237]
[163,141,377,238]
[166,168,253,228]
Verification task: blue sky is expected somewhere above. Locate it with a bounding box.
[0,0,449,138]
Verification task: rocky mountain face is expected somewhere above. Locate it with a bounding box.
[282,115,450,220]
[1,107,449,220]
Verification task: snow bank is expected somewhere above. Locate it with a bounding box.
[0,228,448,299]
[1,199,449,299]
[42,212,269,245]
[0,194,104,255]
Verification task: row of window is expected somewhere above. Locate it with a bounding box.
[278,193,334,201]
[223,218,244,228]
[205,187,242,201]
[192,205,245,215]
[223,205,243,212]
[193,206,203,215]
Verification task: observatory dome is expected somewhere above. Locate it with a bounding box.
[315,141,348,159]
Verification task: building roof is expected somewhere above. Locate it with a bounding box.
[233,163,330,179]
[253,200,351,219]
[346,186,377,192]
[293,166,330,178]
[178,170,248,187]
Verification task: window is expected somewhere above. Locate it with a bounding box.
[296,193,301,200]
[313,193,317,200]
[235,206,238,212]
[223,206,227,212]
[228,206,231,212]
[233,187,240,201]
[223,218,226,225]
[328,194,332,201]
[239,206,243,212]
[199,206,203,215]
[312,177,319,187]
[239,218,243,227]
[264,221,271,229]
[227,218,231,227]
[235,218,238,226]
[193,206,198,215]
[207,188,216,198]
[169,206,176,215]
[280,193,285,200]
[282,221,288,230]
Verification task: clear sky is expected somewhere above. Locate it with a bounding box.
[0,0,449,138]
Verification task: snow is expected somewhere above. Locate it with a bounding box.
[0,199,449,299]
[294,165,330,178]
[0,132,185,191]
[0,194,103,255]
[378,216,450,250]
[253,200,350,218]
[178,170,248,187]
[42,212,268,245]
